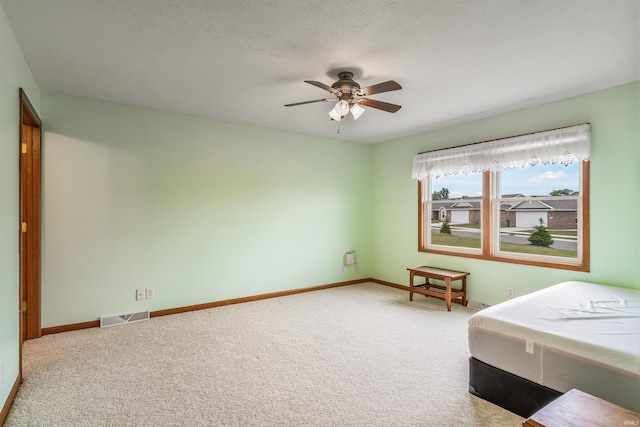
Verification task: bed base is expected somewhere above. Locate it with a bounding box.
[468,357,562,418]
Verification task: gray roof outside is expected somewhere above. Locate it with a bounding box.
[431,196,577,211]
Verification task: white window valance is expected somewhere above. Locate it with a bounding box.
[412,123,591,180]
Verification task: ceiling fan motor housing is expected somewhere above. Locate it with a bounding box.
[332,71,360,97]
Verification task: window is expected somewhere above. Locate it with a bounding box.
[414,124,590,271]
[424,172,483,253]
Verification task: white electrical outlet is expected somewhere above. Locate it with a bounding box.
[145,288,155,299]
[136,288,146,300]
[507,288,515,298]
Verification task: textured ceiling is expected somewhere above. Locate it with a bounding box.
[2,0,639,143]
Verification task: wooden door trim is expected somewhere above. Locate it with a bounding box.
[20,88,41,127]
[19,88,42,347]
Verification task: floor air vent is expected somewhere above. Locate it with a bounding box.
[100,310,150,328]
[467,300,491,310]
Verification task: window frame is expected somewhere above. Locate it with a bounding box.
[418,161,590,271]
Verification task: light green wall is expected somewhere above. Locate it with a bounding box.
[41,93,372,327]
[30,83,640,326]
[371,82,640,305]
[0,2,40,413]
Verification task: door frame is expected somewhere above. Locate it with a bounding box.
[19,88,42,359]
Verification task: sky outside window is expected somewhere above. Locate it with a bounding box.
[431,163,579,198]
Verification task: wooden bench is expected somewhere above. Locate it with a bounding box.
[407,266,469,311]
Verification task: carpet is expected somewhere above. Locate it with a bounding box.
[5,282,523,426]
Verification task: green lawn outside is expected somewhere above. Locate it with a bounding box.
[430,232,578,258]
[499,241,577,258]
[430,232,481,248]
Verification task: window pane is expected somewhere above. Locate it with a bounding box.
[427,173,483,250]
[497,163,580,259]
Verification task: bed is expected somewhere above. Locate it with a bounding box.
[468,280,640,417]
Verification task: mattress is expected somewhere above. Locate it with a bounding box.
[468,280,640,411]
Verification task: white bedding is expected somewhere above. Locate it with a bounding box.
[468,280,640,410]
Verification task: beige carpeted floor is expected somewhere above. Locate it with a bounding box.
[5,283,523,426]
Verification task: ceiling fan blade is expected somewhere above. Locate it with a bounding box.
[359,98,402,113]
[305,80,340,95]
[359,80,402,96]
[284,98,334,107]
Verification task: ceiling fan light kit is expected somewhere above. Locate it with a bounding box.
[328,107,343,121]
[285,71,402,122]
[334,99,350,116]
[350,102,366,120]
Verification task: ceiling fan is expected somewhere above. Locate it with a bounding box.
[284,71,402,121]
